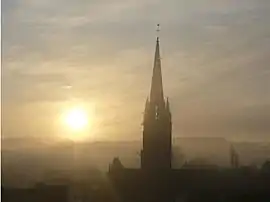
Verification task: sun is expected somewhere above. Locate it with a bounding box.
[59,103,96,141]
[64,107,89,131]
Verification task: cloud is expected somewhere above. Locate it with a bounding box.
[2,0,270,140]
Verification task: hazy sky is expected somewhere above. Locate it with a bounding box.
[2,0,270,141]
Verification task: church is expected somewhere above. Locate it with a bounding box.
[107,33,270,202]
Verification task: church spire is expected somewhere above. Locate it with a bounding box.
[141,25,172,170]
[149,26,164,108]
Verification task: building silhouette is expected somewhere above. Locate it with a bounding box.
[2,184,68,202]
[108,34,270,202]
[141,36,172,170]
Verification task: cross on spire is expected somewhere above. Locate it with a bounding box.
[156,24,160,39]
[156,24,160,32]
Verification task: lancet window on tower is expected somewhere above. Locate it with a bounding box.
[155,106,159,120]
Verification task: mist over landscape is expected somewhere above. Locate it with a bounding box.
[2,137,270,188]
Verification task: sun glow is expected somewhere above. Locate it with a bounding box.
[60,104,95,141]
[64,107,88,131]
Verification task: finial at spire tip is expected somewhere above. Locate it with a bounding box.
[157,24,160,31]
[156,24,160,40]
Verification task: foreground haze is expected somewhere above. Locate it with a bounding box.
[2,0,270,141]
[2,137,270,187]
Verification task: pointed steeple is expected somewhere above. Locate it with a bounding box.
[143,97,150,123]
[166,97,171,114]
[145,97,150,110]
[141,27,172,170]
[149,37,165,108]
[230,144,239,168]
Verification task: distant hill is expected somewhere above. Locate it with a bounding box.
[175,137,231,167]
[233,141,270,166]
